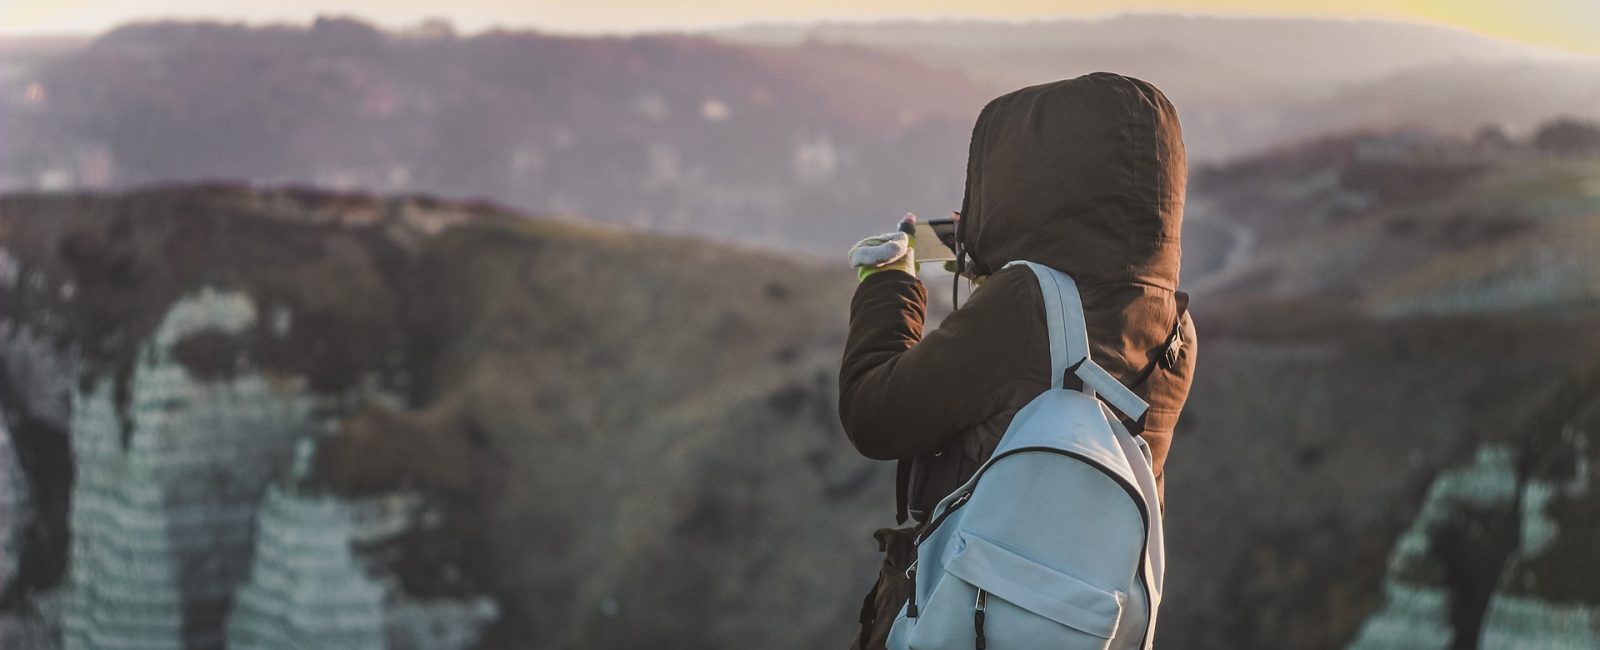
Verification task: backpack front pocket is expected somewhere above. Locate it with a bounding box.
[904,530,1125,649]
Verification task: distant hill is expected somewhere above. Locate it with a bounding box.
[0,18,989,256]
[1183,128,1600,317]
[4,16,1599,262]
[717,15,1600,159]
[721,15,1567,90]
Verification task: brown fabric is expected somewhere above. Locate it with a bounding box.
[849,527,918,650]
[839,72,1196,558]
[960,72,1187,287]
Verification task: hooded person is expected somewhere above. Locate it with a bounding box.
[840,72,1198,649]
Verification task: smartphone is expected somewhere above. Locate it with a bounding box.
[912,218,959,262]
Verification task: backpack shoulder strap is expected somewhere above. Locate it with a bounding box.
[1006,261,1086,390]
[1004,261,1149,422]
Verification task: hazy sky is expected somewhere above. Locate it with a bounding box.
[3,0,1597,54]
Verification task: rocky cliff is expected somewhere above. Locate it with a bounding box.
[1160,131,1600,649]
[3,165,1599,648]
[1348,360,1600,649]
[0,186,875,648]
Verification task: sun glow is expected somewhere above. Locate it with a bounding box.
[1,0,1596,54]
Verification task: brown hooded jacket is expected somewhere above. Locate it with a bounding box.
[839,72,1197,650]
[840,71,1197,531]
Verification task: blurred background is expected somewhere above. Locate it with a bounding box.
[2,1,1599,648]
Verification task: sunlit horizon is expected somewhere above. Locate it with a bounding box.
[2,1,1598,56]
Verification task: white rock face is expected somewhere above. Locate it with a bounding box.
[226,486,391,650]
[1349,417,1600,649]
[1346,445,1520,650]
[0,410,28,602]
[0,406,40,649]
[0,320,81,431]
[19,286,500,649]
[227,479,496,650]
[61,288,315,650]
[1478,596,1599,650]
[0,319,77,649]
[1478,427,1599,650]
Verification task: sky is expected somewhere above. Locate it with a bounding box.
[2,0,1597,54]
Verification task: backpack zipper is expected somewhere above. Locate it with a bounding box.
[913,490,971,546]
[907,490,969,620]
[974,589,988,650]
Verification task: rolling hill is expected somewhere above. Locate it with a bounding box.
[4,143,1600,646]
[718,15,1600,160]
[4,16,1598,262]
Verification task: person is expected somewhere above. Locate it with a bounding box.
[839,72,1198,650]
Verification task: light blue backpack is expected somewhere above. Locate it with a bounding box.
[886,261,1166,650]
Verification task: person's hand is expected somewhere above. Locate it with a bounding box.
[849,214,918,281]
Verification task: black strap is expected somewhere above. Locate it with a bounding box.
[855,579,881,649]
[894,458,913,525]
[951,248,968,310]
[1128,291,1188,389]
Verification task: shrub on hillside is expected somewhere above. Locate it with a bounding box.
[1533,118,1600,154]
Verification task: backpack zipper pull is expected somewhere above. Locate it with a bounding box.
[905,560,920,618]
[974,589,988,650]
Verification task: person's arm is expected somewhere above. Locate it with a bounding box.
[838,266,1041,460]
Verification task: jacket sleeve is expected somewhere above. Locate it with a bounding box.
[838,267,1039,460]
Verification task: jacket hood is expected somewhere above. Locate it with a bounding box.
[958,73,1186,291]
